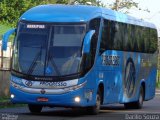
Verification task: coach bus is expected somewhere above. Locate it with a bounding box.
[2,5,158,114]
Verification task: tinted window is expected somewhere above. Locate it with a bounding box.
[100,19,109,53]
[99,19,158,53]
[149,29,158,53]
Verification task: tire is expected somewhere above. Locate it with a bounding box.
[28,104,43,114]
[134,86,144,109]
[87,91,101,115]
[124,86,144,109]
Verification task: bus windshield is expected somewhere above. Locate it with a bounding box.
[12,22,86,77]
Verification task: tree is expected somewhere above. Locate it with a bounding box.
[107,0,138,12]
[68,0,102,6]
[0,0,57,26]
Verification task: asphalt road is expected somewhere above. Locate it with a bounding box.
[0,94,160,120]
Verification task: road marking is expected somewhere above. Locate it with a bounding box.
[100,110,155,113]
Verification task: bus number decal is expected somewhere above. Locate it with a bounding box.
[102,55,120,66]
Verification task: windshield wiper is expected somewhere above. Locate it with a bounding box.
[27,47,42,75]
[48,52,61,76]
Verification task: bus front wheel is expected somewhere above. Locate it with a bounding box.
[28,104,43,114]
[87,90,101,115]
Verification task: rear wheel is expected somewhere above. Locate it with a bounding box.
[87,90,101,115]
[28,104,43,114]
[134,86,144,109]
[124,86,144,109]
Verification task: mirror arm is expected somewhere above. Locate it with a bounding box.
[82,30,95,53]
[2,28,16,51]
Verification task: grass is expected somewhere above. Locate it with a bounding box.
[0,97,10,103]
[0,103,26,109]
[0,97,26,109]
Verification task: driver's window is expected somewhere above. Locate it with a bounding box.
[89,18,100,65]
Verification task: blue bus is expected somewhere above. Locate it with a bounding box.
[2,5,158,114]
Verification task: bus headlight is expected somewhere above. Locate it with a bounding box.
[11,94,15,99]
[74,96,81,103]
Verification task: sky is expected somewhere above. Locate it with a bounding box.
[100,0,160,35]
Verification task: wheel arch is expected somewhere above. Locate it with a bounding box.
[97,82,104,104]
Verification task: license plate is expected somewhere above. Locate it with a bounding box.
[37,97,48,102]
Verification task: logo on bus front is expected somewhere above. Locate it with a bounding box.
[25,81,33,87]
[39,81,67,87]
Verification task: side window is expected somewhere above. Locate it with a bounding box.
[124,24,130,51]
[119,23,125,50]
[100,20,124,51]
[109,21,115,50]
[144,28,150,53]
[89,18,100,37]
[130,25,135,51]
[123,24,128,51]
[113,22,121,50]
[109,21,124,50]
[100,19,109,54]
[89,18,101,64]
[134,26,140,52]
[141,27,145,52]
[149,29,158,53]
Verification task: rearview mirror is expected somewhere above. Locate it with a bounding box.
[2,28,16,51]
[82,30,95,53]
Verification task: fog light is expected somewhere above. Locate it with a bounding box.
[11,94,15,99]
[74,96,81,103]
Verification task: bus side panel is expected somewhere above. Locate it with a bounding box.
[96,50,123,104]
[143,53,157,100]
[119,52,141,103]
[95,50,157,104]
[120,52,157,103]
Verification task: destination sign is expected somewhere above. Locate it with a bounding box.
[27,24,45,29]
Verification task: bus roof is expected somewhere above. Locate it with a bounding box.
[20,4,156,28]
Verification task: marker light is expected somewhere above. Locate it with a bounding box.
[74,97,81,103]
[11,94,15,99]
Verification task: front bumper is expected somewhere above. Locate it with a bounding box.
[10,85,95,107]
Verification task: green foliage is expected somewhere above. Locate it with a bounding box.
[56,0,68,4]
[0,24,11,35]
[0,24,11,40]
[157,82,160,88]
[0,0,102,27]
[0,0,57,27]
